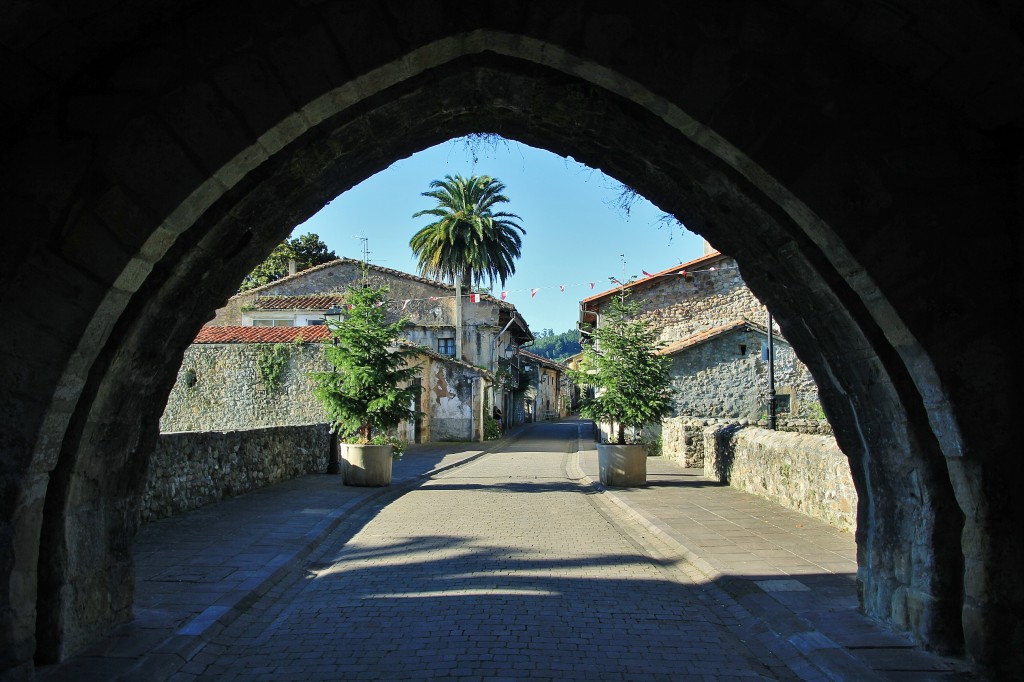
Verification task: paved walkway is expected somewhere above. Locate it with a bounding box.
[37,420,976,681]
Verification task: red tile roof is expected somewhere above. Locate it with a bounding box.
[191,326,494,378]
[252,295,345,310]
[194,325,331,344]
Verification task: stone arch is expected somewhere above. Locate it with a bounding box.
[1,3,1018,679]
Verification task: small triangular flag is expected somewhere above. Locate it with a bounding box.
[469,293,479,303]
[531,288,539,298]
[559,285,565,292]
[643,270,653,277]
[402,300,410,310]
[500,291,507,301]
[429,297,438,302]
[589,282,595,289]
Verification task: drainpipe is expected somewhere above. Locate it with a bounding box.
[490,314,517,372]
[455,276,463,361]
[491,314,517,431]
[767,311,776,430]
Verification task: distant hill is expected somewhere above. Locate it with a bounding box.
[527,328,581,363]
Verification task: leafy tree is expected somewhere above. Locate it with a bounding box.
[529,328,582,362]
[240,232,337,291]
[310,283,421,450]
[569,292,673,444]
[409,174,525,288]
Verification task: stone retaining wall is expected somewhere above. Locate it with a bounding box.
[662,415,832,467]
[702,424,856,532]
[142,424,329,523]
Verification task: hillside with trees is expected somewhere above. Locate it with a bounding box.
[528,328,581,363]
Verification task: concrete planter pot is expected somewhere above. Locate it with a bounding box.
[597,443,647,487]
[341,443,393,486]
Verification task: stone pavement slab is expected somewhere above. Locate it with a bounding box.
[36,433,527,682]
[571,423,977,681]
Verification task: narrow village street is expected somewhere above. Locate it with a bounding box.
[37,421,972,681]
[186,422,795,681]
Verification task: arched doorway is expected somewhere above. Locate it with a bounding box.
[1,4,1018,678]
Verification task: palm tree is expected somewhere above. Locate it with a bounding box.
[409,174,526,289]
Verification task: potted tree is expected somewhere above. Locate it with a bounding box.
[311,282,422,486]
[570,289,673,486]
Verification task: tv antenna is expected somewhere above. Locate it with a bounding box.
[354,235,371,265]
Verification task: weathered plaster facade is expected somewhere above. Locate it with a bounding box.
[519,350,569,422]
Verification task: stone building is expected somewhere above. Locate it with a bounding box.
[161,324,492,443]
[658,319,820,423]
[518,349,569,423]
[578,248,824,425]
[212,257,533,370]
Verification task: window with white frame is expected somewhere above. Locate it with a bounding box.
[252,319,293,327]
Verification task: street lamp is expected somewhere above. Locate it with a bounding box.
[323,304,343,347]
[323,304,344,323]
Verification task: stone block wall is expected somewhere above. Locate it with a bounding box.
[160,342,328,432]
[702,424,856,532]
[142,424,329,523]
[667,329,820,420]
[661,417,707,467]
[631,263,765,343]
[162,340,487,443]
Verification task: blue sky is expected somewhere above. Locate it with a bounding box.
[295,136,705,334]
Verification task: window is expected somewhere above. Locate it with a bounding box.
[252,319,293,327]
[739,344,747,356]
[773,394,791,414]
[306,319,325,326]
[437,338,455,356]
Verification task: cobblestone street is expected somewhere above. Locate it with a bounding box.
[186,422,792,680]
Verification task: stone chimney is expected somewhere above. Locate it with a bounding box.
[288,259,297,276]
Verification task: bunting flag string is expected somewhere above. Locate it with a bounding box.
[359,264,742,308]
